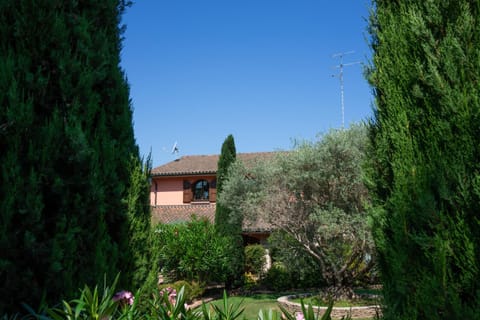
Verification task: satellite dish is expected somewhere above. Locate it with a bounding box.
[171,141,179,154]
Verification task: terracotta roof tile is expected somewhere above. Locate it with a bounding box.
[151,204,273,232]
[151,152,280,176]
[152,204,216,225]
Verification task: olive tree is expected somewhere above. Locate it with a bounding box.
[219,124,374,298]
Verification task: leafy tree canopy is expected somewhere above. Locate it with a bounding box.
[219,124,374,297]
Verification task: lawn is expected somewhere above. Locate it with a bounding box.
[201,292,284,319]
[200,292,376,320]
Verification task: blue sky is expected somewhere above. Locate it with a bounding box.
[121,1,374,167]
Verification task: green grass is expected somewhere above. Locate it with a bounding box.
[201,292,377,320]
[201,292,284,320]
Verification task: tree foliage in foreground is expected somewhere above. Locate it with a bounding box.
[219,124,374,297]
[0,0,150,313]
[367,1,480,318]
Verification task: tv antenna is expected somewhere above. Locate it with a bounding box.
[332,51,360,128]
[171,141,179,154]
[162,141,180,155]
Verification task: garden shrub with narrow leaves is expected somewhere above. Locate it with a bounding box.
[154,217,237,284]
[25,274,139,320]
[17,275,347,320]
[279,299,352,320]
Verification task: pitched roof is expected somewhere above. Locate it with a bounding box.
[152,204,216,225]
[151,204,272,232]
[151,152,279,177]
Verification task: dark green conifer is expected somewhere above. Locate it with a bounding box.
[215,134,237,233]
[124,155,153,290]
[215,135,243,287]
[0,0,149,313]
[367,1,480,318]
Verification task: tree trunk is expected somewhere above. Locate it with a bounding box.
[321,285,358,301]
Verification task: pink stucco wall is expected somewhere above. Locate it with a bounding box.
[150,177,183,205]
[150,175,216,206]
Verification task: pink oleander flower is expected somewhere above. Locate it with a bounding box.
[295,312,305,320]
[113,290,134,306]
[161,287,177,305]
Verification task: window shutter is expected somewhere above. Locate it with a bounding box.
[183,180,192,203]
[209,179,216,202]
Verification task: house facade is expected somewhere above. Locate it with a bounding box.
[150,152,276,244]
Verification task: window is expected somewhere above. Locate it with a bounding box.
[193,180,209,201]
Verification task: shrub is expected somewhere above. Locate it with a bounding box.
[244,244,267,276]
[21,274,340,320]
[262,262,292,291]
[154,216,236,284]
[243,272,258,290]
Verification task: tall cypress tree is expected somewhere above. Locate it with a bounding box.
[0,0,147,313]
[215,135,243,287]
[215,134,237,233]
[124,154,153,290]
[367,1,480,318]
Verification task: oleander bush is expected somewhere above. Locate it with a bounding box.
[153,217,237,284]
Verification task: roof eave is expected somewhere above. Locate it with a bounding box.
[151,171,217,177]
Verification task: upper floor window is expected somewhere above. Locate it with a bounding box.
[193,180,209,201]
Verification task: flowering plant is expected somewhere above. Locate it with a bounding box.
[160,287,178,306]
[32,274,138,320]
[113,290,135,307]
[147,285,198,320]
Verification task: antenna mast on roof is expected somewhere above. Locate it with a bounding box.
[171,141,179,154]
[332,51,360,128]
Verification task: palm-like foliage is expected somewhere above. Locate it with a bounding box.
[201,291,244,320]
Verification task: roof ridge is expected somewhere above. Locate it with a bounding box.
[176,151,280,158]
[151,151,283,176]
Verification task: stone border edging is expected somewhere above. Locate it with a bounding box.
[277,294,381,319]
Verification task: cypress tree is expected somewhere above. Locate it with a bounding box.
[124,154,152,290]
[215,134,237,233]
[0,0,147,313]
[367,1,480,318]
[215,135,243,287]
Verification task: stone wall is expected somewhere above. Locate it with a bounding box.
[277,295,381,319]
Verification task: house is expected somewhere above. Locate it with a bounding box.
[150,152,277,245]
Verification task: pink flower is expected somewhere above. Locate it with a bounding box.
[113,290,134,306]
[160,287,177,305]
[295,312,305,320]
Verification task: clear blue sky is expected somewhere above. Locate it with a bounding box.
[120,1,374,167]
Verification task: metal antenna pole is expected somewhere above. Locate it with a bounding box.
[332,51,359,128]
